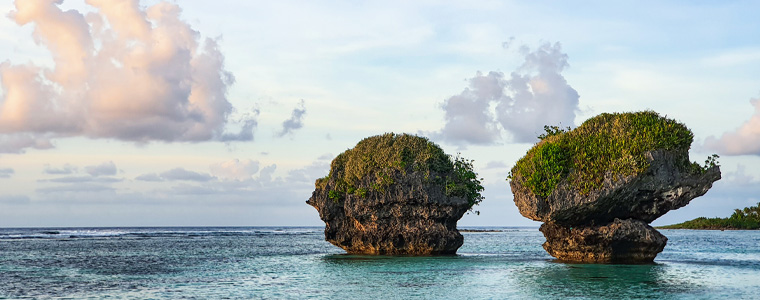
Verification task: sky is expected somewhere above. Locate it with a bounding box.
[1,0,760,227]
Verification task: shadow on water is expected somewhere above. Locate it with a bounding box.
[511,261,704,299]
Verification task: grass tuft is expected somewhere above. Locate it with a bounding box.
[508,111,713,197]
[316,133,484,210]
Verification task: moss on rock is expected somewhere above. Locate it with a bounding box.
[509,111,701,197]
[316,133,484,210]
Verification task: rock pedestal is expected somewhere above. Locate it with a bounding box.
[540,219,667,263]
[511,150,720,263]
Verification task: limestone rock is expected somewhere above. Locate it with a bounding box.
[307,172,470,255]
[509,111,722,263]
[307,133,483,255]
[512,150,722,226]
[540,219,667,263]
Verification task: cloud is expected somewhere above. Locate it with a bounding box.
[257,164,277,183]
[85,161,117,177]
[276,100,306,137]
[42,176,122,183]
[0,0,248,152]
[437,41,580,145]
[721,164,758,186]
[159,168,215,182]
[484,161,508,170]
[0,133,54,154]
[37,184,116,194]
[44,163,78,175]
[135,173,164,182]
[210,159,260,181]
[0,168,14,178]
[704,97,760,155]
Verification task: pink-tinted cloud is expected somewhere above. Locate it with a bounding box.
[0,0,252,153]
[437,42,580,145]
[705,97,760,155]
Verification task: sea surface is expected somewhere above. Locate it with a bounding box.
[0,227,758,299]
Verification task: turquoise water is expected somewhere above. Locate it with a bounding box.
[1,227,759,299]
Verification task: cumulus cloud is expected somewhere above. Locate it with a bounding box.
[210,159,260,181]
[437,41,580,145]
[85,161,117,177]
[0,168,14,178]
[276,100,306,137]
[705,97,760,155]
[0,134,54,154]
[135,173,164,182]
[44,163,78,175]
[160,168,216,182]
[43,176,122,183]
[0,0,249,152]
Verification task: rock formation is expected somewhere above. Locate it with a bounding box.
[307,133,483,255]
[509,111,721,263]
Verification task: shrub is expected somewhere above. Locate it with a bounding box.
[658,202,760,229]
[509,111,715,197]
[316,133,484,211]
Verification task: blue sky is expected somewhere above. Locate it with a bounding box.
[1,0,759,227]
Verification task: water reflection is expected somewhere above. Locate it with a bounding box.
[511,262,703,299]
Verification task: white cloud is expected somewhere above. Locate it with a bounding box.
[437,42,580,145]
[43,163,78,175]
[135,173,164,182]
[43,176,122,184]
[705,96,760,156]
[209,159,260,181]
[0,0,250,153]
[85,161,117,177]
[159,168,216,182]
[0,133,53,154]
[276,100,306,137]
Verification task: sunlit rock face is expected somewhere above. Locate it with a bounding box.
[307,133,482,255]
[307,172,469,255]
[509,111,721,263]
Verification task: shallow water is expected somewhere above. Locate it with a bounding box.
[0,227,758,299]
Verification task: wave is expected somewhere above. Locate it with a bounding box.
[0,227,323,240]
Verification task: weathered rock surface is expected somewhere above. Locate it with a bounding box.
[509,112,722,263]
[307,172,470,255]
[512,150,722,226]
[540,219,667,263]
[307,133,482,255]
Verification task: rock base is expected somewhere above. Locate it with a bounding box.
[325,218,463,255]
[307,174,470,255]
[540,219,667,263]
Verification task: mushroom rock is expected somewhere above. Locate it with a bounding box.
[509,111,721,263]
[307,133,483,255]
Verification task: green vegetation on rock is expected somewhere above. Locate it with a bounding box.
[659,202,760,230]
[316,133,484,211]
[508,111,716,197]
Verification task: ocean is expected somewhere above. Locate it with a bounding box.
[0,227,758,299]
